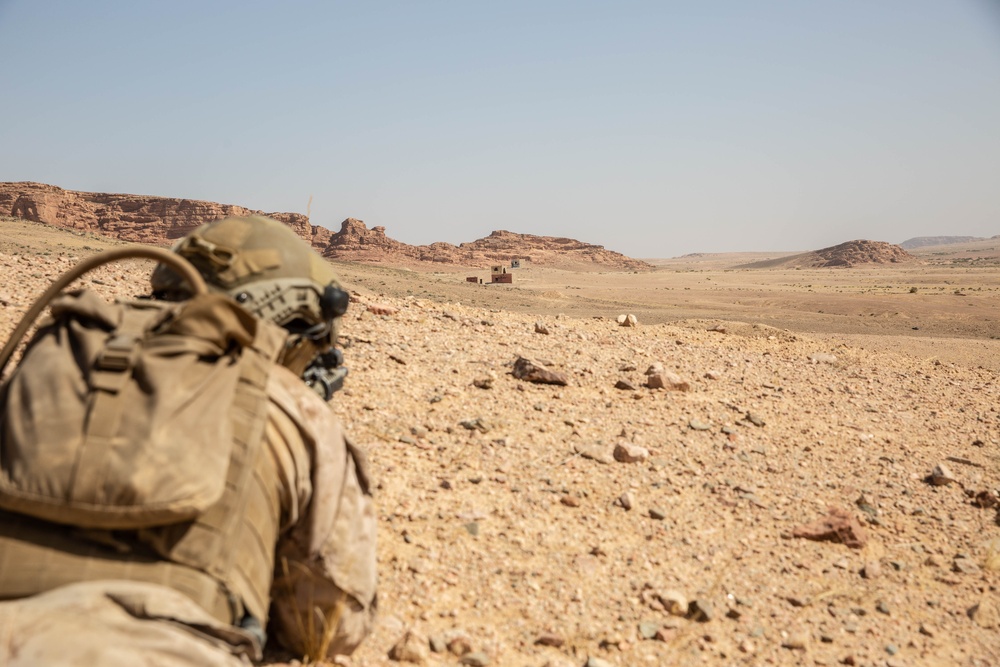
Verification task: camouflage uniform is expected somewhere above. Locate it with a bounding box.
[0,217,376,664]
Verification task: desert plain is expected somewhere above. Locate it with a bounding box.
[1,216,998,667]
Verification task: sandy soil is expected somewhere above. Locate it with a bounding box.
[1,218,998,667]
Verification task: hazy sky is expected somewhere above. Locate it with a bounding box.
[2,1,999,257]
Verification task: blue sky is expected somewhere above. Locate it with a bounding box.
[1,1,998,257]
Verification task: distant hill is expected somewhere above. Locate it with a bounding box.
[737,239,914,269]
[899,236,986,249]
[0,181,649,271]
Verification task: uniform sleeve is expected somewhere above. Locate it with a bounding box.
[265,368,377,659]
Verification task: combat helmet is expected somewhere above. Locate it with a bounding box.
[151,215,349,376]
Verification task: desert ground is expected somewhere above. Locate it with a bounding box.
[0,217,998,667]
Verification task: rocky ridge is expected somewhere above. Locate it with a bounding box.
[738,240,914,270]
[0,182,649,271]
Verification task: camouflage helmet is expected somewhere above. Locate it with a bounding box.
[150,215,349,374]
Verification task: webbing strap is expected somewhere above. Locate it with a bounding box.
[69,309,149,506]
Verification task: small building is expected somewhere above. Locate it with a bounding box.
[466,276,479,283]
[491,265,506,276]
[510,259,522,269]
[491,272,512,284]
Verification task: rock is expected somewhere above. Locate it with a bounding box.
[953,558,980,575]
[388,628,429,663]
[511,356,569,385]
[429,635,447,653]
[688,598,715,622]
[447,636,472,656]
[585,658,613,667]
[614,379,636,391]
[472,376,494,390]
[781,632,809,650]
[973,490,999,508]
[575,443,614,464]
[638,621,660,639]
[861,561,882,579]
[459,418,492,433]
[808,353,837,364]
[928,463,957,486]
[617,313,638,327]
[704,370,721,380]
[534,321,550,335]
[459,652,490,666]
[688,419,712,431]
[644,363,664,375]
[707,324,727,334]
[534,633,564,647]
[791,506,868,549]
[560,495,580,508]
[649,508,667,521]
[368,303,399,316]
[745,411,765,427]
[617,491,634,511]
[657,590,688,617]
[613,442,649,463]
[646,371,690,391]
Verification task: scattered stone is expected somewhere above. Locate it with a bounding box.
[367,303,398,316]
[781,632,809,650]
[739,638,755,654]
[885,644,899,656]
[973,490,998,509]
[645,363,664,375]
[657,590,688,617]
[649,508,667,521]
[575,443,614,464]
[704,370,722,380]
[613,442,649,463]
[429,635,447,653]
[560,495,580,508]
[791,506,868,549]
[459,418,492,433]
[460,651,490,666]
[464,522,479,536]
[928,463,957,486]
[448,636,472,656]
[614,379,636,391]
[638,621,660,639]
[688,418,712,431]
[512,356,569,385]
[876,601,891,615]
[808,352,837,364]
[534,633,564,647]
[918,623,936,637]
[707,324,727,334]
[953,558,980,575]
[862,561,882,579]
[617,491,634,511]
[534,321,550,335]
[745,411,766,427]
[617,313,638,327]
[472,376,494,390]
[646,371,690,391]
[388,628,429,663]
[688,599,715,622]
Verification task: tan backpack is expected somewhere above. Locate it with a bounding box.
[0,246,282,529]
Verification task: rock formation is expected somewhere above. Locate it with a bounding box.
[0,182,650,270]
[0,181,309,245]
[737,239,914,269]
